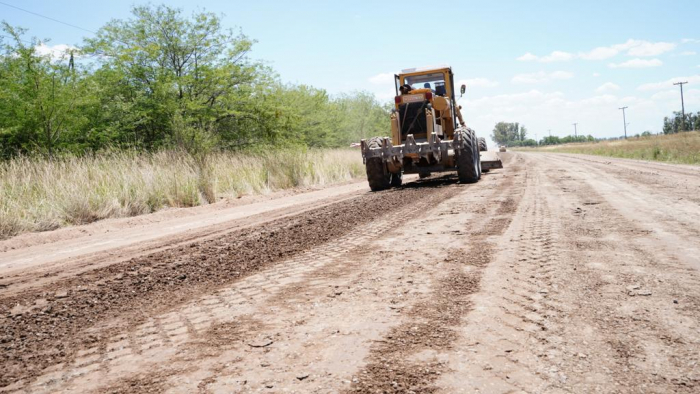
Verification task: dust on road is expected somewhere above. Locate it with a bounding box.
[1,152,699,393]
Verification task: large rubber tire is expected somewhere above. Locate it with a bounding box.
[454,129,480,184]
[390,171,403,187]
[365,137,391,191]
[476,135,482,180]
[478,137,488,152]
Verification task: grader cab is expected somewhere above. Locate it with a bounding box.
[360,66,502,191]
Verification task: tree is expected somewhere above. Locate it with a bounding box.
[0,23,85,158]
[491,122,527,146]
[83,4,261,151]
[664,111,699,134]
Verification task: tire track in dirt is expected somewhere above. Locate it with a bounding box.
[452,152,700,393]
[530,154,700,392]
[345,164,523,393]
[0,182,460,390]
[50,169,518,393]
[434,161,565,393]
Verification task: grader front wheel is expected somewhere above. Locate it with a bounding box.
[455,129,480,184]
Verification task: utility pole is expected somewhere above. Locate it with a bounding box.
[673,81,688,131]
[572,123,578,138]
[619,106,628,139]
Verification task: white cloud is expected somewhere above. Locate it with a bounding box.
[680,51,697,56]
[637,75,700,91]
[520,39,677,63]
[682,38,700,44]
[593,73,601,77]
[608,58,662,69]
[512,71,573,84]
[368,72,395,85]
[516,50,574,62]
[650,90,679,101]
[34,43,78,59]
[460,81,696,141]
[458,78,499,88]
[596,82,621,93]
[517,52,538,62]
[579,46,619,60]
[621,40,676,57]
[541,51,575,62]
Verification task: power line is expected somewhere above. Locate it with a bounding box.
[0,1,98,35]
[0,1,123,58]
[0,33,34,45]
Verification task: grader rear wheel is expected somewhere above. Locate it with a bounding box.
[365,137,391,191]
[478,137,488,152]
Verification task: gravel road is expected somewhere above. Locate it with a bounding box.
[1,152,699,393]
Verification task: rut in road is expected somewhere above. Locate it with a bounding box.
[0,182,460,389]
[346,173,523,393]
[15,160,521,393]
[437,153,700,393]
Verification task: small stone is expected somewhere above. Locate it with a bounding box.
[296,373,309,381]
[673,300,679,304]
[55,291,69,299]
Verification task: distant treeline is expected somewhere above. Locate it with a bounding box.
[663,111,700,134]
[494,110,699,148]
[0,5,389,159]
[490,121,595,147]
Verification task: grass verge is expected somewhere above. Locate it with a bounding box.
[521,131,700,165]
[0,149,364,239]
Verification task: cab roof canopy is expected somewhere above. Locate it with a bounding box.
[400,65,451,74]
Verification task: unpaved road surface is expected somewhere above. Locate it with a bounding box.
[2,152,699,393]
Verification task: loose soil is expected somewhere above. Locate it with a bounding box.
[1,152,699,393]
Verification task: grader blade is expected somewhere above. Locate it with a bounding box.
[480,150,503,171]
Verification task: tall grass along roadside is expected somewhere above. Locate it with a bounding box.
[524,131,700,165]
[0,149,364,239]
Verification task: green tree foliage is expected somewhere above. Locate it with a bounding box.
[491,122,527,146]
[0,5,389,159]
[0,23,86,158]
[663,111,699,134]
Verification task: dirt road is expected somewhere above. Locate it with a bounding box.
[2,152,699,393]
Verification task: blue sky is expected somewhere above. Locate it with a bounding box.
[2,0,699,140]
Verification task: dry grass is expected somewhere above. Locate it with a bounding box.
[525,131,700,165]
[0,149,364,239]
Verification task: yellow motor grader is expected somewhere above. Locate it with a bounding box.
[360,66,502,191]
